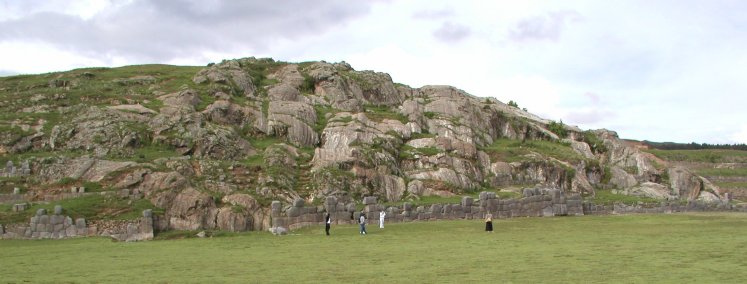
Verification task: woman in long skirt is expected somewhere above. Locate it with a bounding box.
[485,213,493,232]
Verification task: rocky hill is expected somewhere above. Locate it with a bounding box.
[0,57,730,232]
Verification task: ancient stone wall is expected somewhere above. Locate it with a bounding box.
[270,189,584,234]
[1,187,94,205]
[583,201,747,215]
[0,207,154,241]
[2,160,31,178]
[0,192,25,204]
[270,189,747,233]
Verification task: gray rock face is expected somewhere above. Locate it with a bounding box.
[461,196,473,207]
[270,64,305,89]
[202,100,260,126]
[570,140,595,159]
[267,101,319,147]
[621,182,675,200]
[4,57,732,240]
[216,208,249,232]
[363,196,377,205]
[596,130,657,179]
[268,84,302,102]
[609,166,638,189]
[193,60,256,97]
[353,70,403,106]
[669,167,705,201]
[165,187,215,230]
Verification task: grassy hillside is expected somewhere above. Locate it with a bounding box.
[644,149,747,163]
[2,213,746,283]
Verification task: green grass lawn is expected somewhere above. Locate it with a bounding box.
[2,213,747,283]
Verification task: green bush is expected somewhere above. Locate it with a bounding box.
[601,166,612,184]
[582,131,608,154]
[313,104,337,132]
[363,104,408,124]
[299,74,315,94]
[547,120,568,138]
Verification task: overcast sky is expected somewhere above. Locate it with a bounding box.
[1,0,746,144]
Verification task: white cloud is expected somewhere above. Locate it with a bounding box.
[1,0,746,144]
[432,21,471,42]
[0,40,114,74]
[732,125,747,144]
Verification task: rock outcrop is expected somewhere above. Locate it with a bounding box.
[0,56,729,235]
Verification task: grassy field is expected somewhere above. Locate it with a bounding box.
[2,213,747,283]
[644,148,747,163]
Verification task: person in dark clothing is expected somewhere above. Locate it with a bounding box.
[325,212,331,236]
[485,213,493,232]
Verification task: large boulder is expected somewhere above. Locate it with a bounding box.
[408,167,476,190]
[269,64,306,89]
[202,100,260,126]
[669,167,705,201]
[37,157,135,184]
[622,182,676,200]
[160,90,201,109]
[268,84,303,102]
[306,62,364,111]
[376,175,406,202]
[215,208,249,232]
[193,60,256,96]
[609,166,638,189]
[267,101,318,147]
[597,130,658,179]
[407,179,456,197]
[165,187,216,230]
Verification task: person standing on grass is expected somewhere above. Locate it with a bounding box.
[379,209,386,229]
[359,211,367,235]
[325,212,331,236]
[485,212,493,232]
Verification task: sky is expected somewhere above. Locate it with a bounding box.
[1,0,746,144]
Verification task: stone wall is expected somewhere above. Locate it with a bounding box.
[2,160,31,177]
[583,200,747,215]
[0,207,154,242]
[270,189,747,233]
[270,189,584,234]
[1,187,94,205]
[0,192,25,204]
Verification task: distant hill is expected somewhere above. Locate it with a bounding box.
[633,140,747,151]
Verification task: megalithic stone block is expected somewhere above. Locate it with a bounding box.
[461,196,473,207]
[363,196,377,205]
